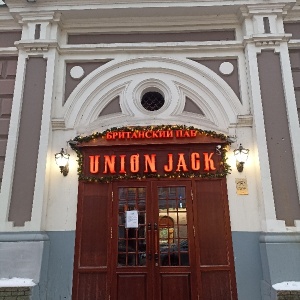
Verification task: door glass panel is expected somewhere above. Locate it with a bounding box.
[158,186,189,266]
[118,187,147,267]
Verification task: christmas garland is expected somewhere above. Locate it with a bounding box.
[69,125,231,183]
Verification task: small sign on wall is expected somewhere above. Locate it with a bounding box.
[235,178,249,195]
[125,210,139,228]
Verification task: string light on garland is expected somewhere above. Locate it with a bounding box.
[69,125,231,183]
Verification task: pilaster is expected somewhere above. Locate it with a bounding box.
[241,3,300,231]
[0,11,61,231]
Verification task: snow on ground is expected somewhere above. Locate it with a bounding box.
[273,282,300,291]
[0,278,36,287]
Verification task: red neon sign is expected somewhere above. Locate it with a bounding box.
[105,129,197,140]
[89,152,216,175]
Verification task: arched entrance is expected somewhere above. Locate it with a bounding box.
[64,57,243,300]
[71,127,237,300]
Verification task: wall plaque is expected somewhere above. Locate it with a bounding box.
[235,178,248,195]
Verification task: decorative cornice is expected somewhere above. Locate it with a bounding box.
[0,9,20,29]
[16,11,61,24]
[241,3,294,16]
[243,33,292,47]
[287,40,300,48]
[59,41,243,55]
[229,115,253,128]
[5,0,296,29]
[52,118,66,130]
[62,15,239,30]
[15,40,59,52]
[0,47,18,55]
[237,115,253,127]
[238,3,296,23]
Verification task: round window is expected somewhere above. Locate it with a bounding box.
[141,91,165,111]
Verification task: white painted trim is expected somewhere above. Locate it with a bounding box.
[63,57,243,134]
[29,49,58,231]
[58,42,244,55]
[279,42,300,204]
[243,43,277,225]
[0,13,62,231]
[0,51,28,231]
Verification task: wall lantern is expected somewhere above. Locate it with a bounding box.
[233,144,249,172]
[55,148,70,176]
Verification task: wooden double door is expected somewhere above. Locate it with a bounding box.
[72,179,237,300]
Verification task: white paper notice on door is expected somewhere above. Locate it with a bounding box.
[125,210,139,228]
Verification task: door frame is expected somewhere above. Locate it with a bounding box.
[72,178,237,300]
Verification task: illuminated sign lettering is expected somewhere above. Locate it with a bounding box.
[72,126,230,182]
[89,152,216,175]
[105,129,197,140]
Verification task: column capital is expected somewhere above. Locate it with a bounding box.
[15,11,61,24]
[243,33,292,48]
[239,3,293,49]
[239,3,294,18]
[14,40,59,53]
[11,11,61,54]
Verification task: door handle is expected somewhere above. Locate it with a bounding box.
[147,223,152,260]
[154,223,159,262]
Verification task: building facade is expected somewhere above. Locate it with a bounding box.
[1,0,300,299]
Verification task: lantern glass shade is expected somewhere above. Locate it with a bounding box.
[55,149,69,167]
[233,144,249,172]
[234,146,249,163]
[55,148,70,176]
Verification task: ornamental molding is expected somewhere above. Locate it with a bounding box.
[63,56,244,133]
[52,119,66,130]
[62,15,238,30]
[239,3,294,17]
[131,78,173,117]
[287,40,300,48]
[229,115,253,128]
[60,41,243,54]
[0,48,18,55]
[14,40,59,52]
[243,33,292,47]
[237,115,253,127]
[10,11,62,24]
